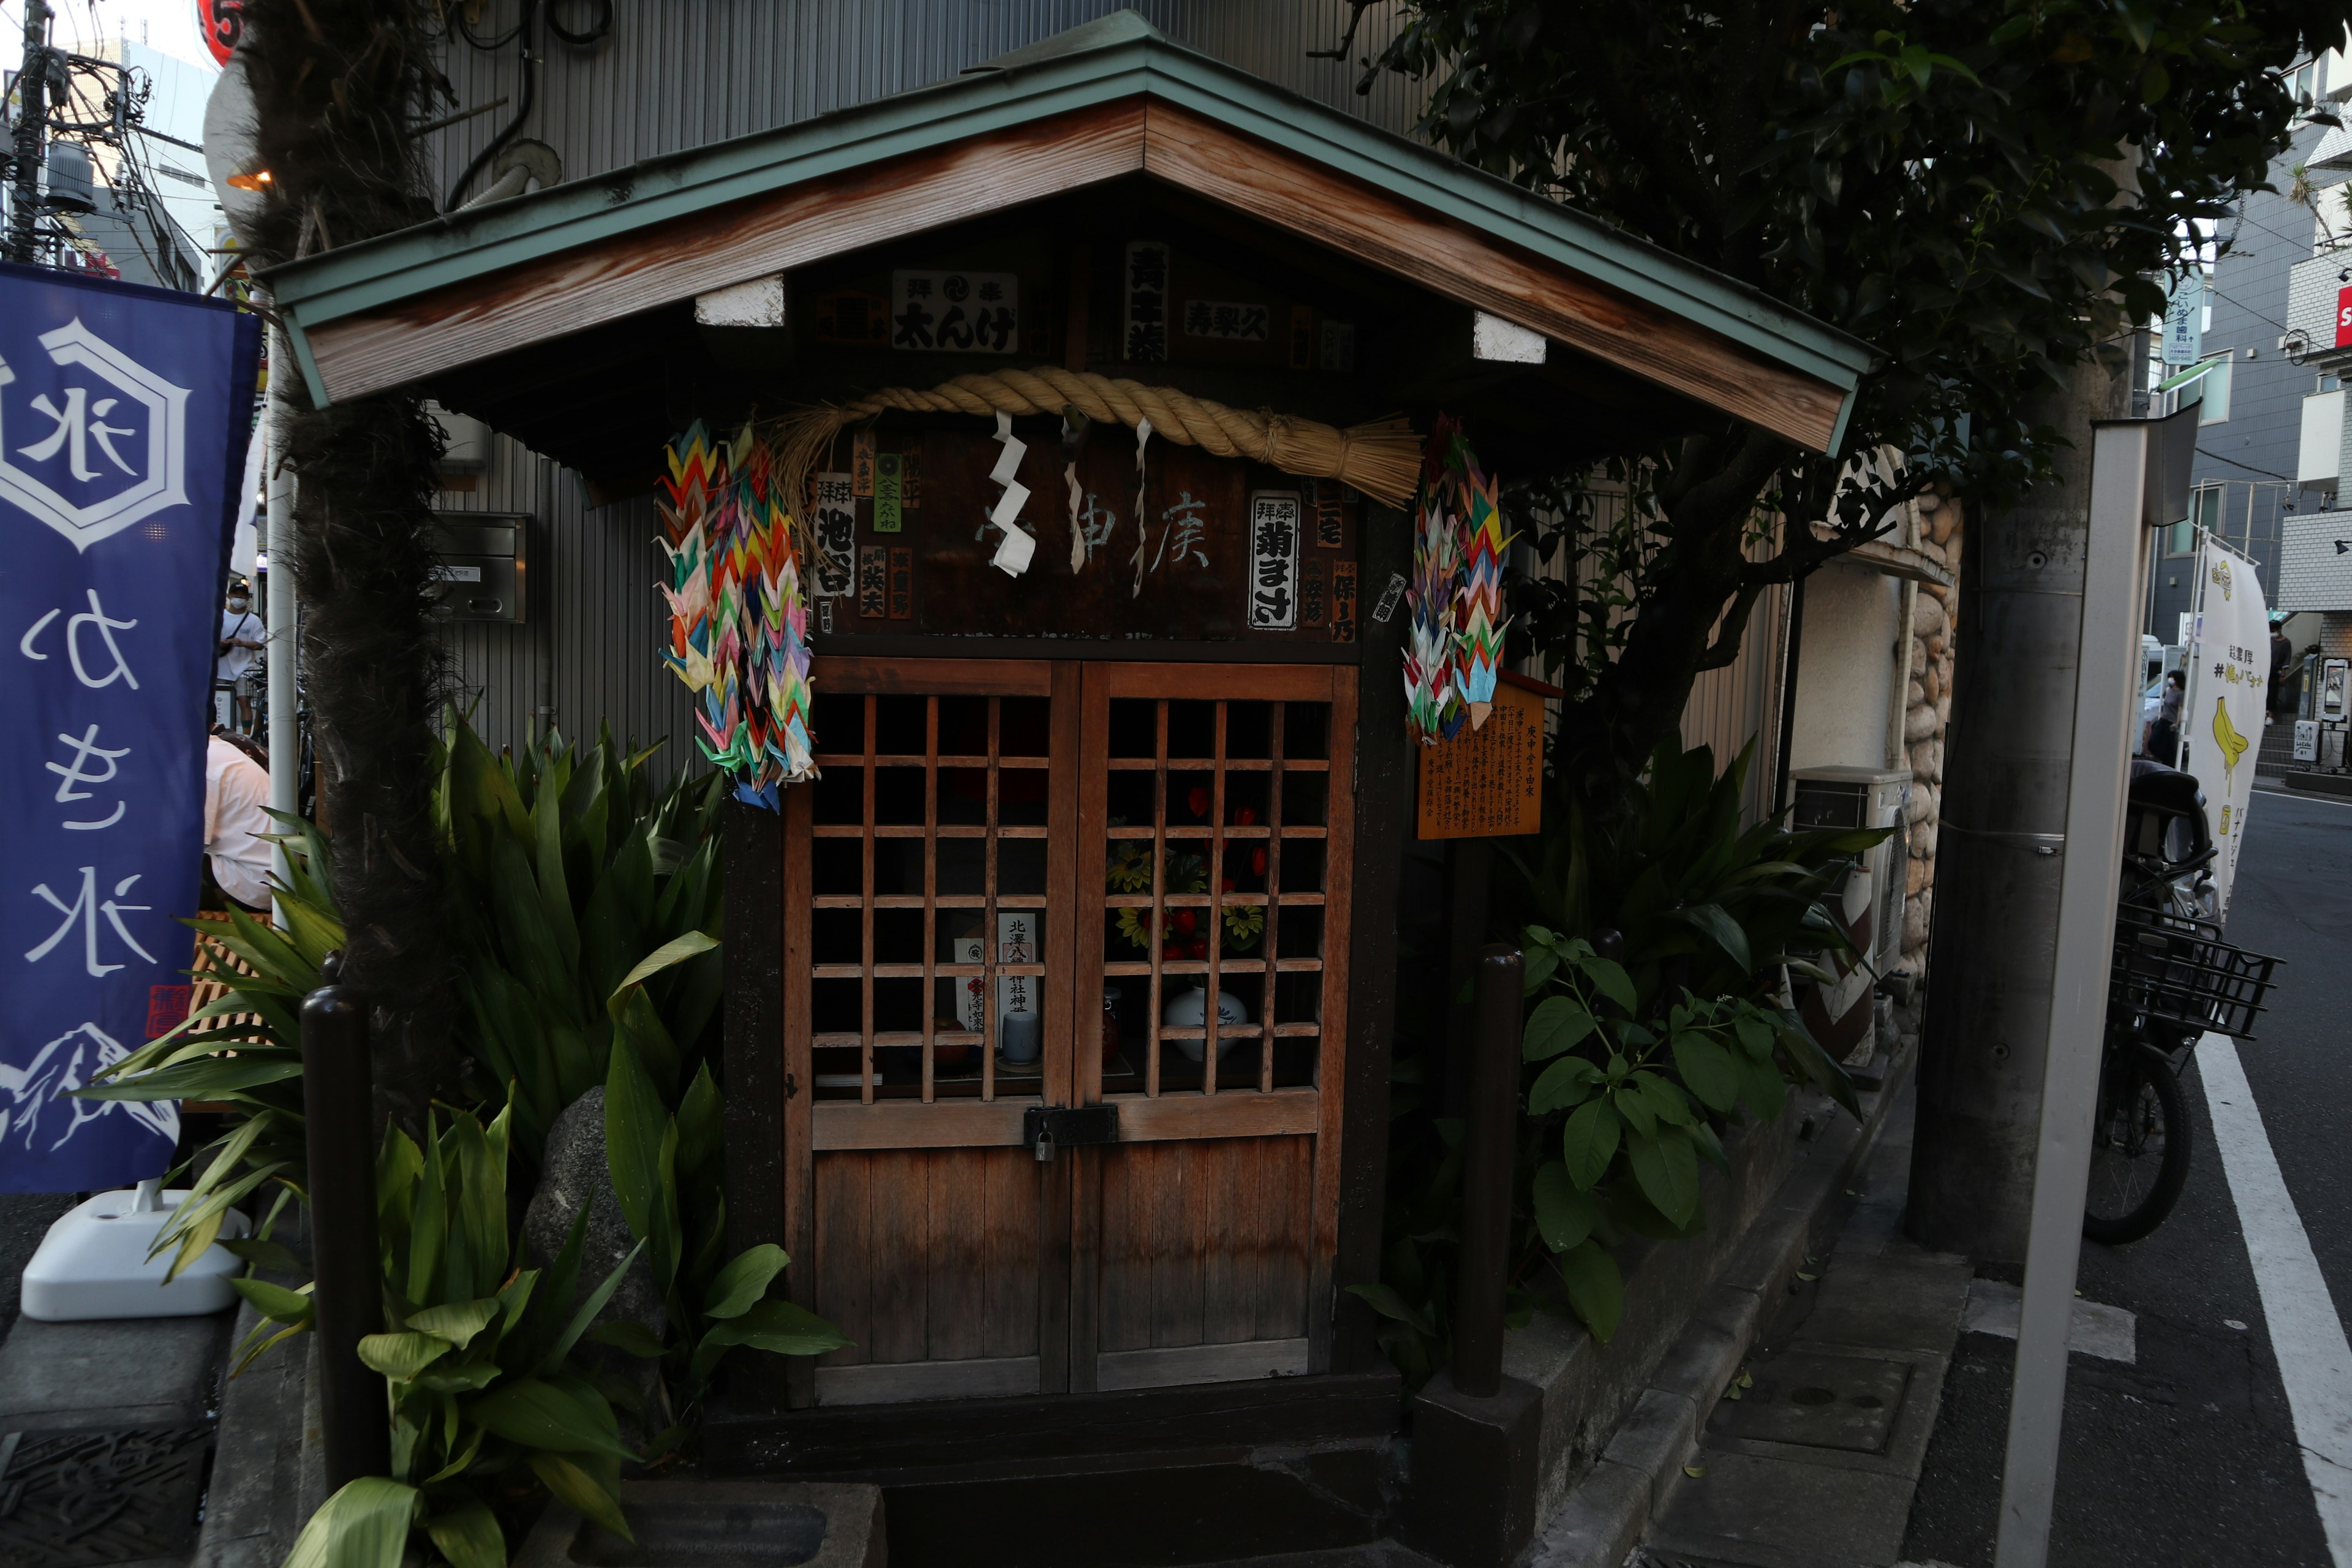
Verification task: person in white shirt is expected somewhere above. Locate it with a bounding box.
[217,585,265,732]
[205,733,274,911]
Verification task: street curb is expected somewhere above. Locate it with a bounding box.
[1520,1042,1919,1568]
[193,1296,325,1568]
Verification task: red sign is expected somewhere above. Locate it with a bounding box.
[2336,285,2352,349]
[198,0,244,66]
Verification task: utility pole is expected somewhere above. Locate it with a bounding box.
[7,0,49,264]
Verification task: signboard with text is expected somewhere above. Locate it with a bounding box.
[0,262,260,1192]
[2179,534,2271,921]
[1416,675,1552,840]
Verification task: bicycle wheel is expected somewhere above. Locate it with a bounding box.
[2083,1044,2191,1245]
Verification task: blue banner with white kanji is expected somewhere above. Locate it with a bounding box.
[0,262,261,1193]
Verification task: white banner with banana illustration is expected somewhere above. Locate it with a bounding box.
[2181,534,2269,921]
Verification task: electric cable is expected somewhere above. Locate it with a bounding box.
[442,0,609,213]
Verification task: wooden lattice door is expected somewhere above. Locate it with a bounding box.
[782,658,1353,1405]
[1070,664,1355,1390]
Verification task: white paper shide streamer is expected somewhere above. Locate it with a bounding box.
[987,409,1035,577]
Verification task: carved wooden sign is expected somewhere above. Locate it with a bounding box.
[1415,674,1554,840]
[815,420,1360,644]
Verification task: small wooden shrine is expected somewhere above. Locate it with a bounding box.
[268,7,1868,1501]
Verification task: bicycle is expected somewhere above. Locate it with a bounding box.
[2082,765,2282,1243]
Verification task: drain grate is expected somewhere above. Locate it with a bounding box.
[1705,1350,1911,1454]
[0,1425,212,1568]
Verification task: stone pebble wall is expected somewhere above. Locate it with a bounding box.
[1893,491,1963,1017]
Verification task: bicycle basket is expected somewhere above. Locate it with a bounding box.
[2108,905,2282,1041]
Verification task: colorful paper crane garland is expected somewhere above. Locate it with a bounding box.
[1403,422,1516,746]
[657,421,817,809]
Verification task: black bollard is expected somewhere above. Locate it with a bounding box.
[301,952,389,1489]
[1452,943,1523,1399]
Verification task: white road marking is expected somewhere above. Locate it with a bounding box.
[2254,787,2352,810]
[2198,1031,2352,1564]
[1962,1279,2136,1363]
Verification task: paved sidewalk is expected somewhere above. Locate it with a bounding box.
[1640,1087,1973,1568]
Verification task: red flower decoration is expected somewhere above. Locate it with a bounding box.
[1251,846,1268,876]
[1172,908,1197,935]
[1232,805,1259,826]
[1188,939,1208,959]
[1187,785,1211,817]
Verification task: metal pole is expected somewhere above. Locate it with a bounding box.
[1452,943,1525,1399]
[8,0,50,265]
[301,955,389,1491]
[263,320,298,915]
[1993,415,2176,1567]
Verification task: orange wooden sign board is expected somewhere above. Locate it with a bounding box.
[1415,673,1556,839]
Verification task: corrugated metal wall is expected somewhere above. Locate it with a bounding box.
[1519,491,1793,825]
[421,2,1422,769]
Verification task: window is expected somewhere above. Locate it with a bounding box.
[2169,483,2223,556]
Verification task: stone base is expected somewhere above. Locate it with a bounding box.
[1400,1370,1542,1568]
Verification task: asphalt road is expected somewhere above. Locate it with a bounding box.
[1902,781,2352,1567]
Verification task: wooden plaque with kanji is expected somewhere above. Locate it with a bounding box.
[1414,676,1548,840]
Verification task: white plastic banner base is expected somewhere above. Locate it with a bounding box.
[21,1180,249,1322]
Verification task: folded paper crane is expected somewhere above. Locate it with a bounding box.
[658,421,816,807]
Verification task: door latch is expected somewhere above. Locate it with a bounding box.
[1023,1105,1118,1162]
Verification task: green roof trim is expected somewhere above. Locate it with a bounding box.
[266,10,1876,438]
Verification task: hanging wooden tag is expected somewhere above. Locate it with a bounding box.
[1330,560,1359,644]
[857,545,888,619]
[889,548,913,620]
[1415,673,1556,839]
[873,452,904,533]
[852,429,876,497]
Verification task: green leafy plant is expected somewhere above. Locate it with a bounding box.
[440,719,729,1158]
[255,1101,649,1568]
[78,815,345,1280]
[1354,741,1880,1387]
[590,1015,847,1451]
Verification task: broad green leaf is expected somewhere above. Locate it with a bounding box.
[358,1331,451,1381]
[1553,1240,1622,1344]
[1532,1161,1597,1253]
[1528,1055,1601,1115]
[603,1038,669,1255]
[703,1296,847,1354]
[445,1113,506,1302]
[470,1378,639,1461]
[703,1243,789,1321]
[1733,1016,1776,1061]
[1344,1282,1433,1332]
[585,1320,668,1359]
[608,930,721,1006]
[533,786,581,974]
[1635,1072,1695,1128]
[75,1054,303,1100]
[676,1063,724,1190]
[1562,1099,1621,1191]
[1626,1129,1700,1227]
[405,1298,502,1349]
[231,1276,315,1325]
[1520,944,1559,995]
[526,1453,633,1542]
[219,1237,306,1275]
[281,1477,419,1568]
[1741,1052,1787,1122]
[543,1239,646,1374]
[1675,903,1752,974]
[1671,1034,1741,1113]
[1613,1083,1657,1139]
[1776,1017,1861,1119]
[424,1502,505,1568]
[1585,955,1637,1017]
[1522,997,1597,1062]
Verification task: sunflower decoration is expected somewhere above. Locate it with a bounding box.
[1107,838,1265,959]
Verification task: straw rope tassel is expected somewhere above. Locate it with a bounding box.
[766,368,1420,527]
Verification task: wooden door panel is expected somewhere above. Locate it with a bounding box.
[810,1145,1044,1404]
[1093,1136,1312,1354]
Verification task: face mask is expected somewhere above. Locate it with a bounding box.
[228,600,249,612]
